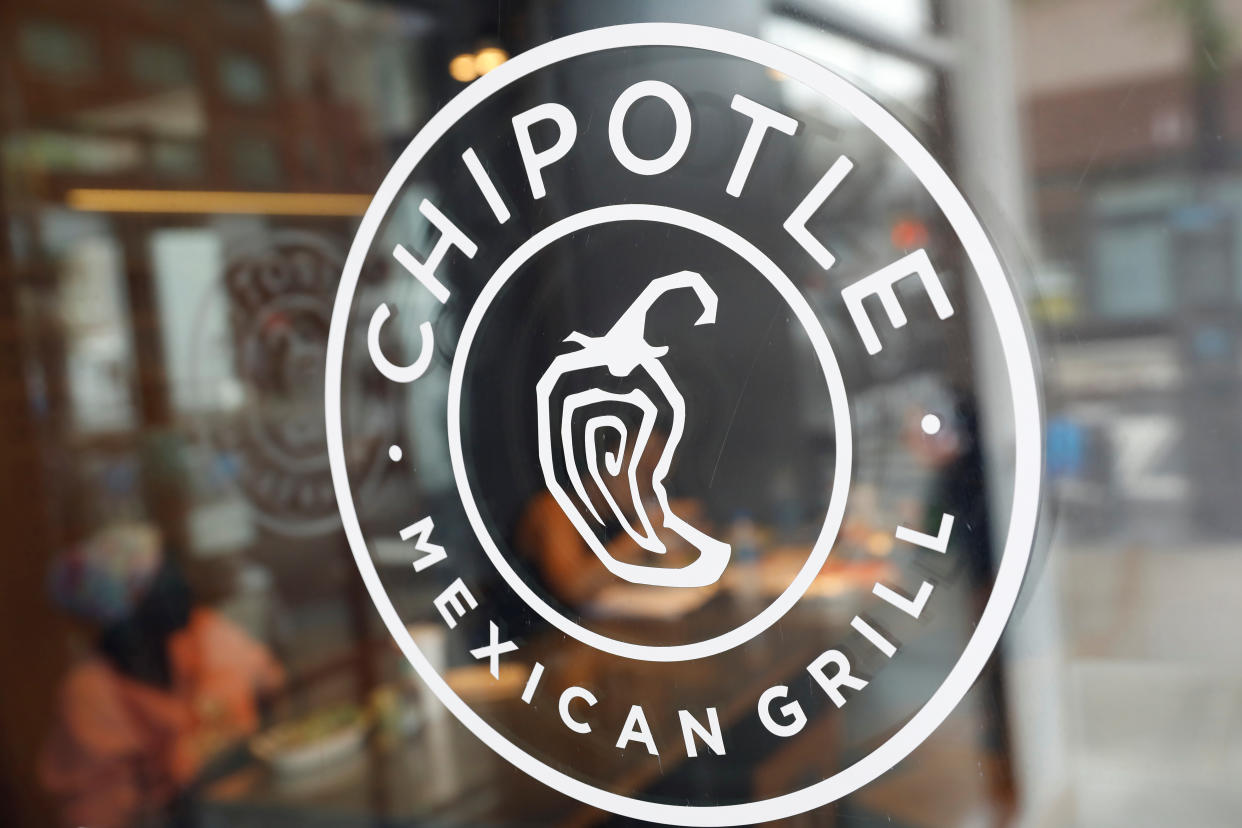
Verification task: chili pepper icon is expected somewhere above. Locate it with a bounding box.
[535,271,731,588]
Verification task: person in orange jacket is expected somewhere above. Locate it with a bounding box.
[39,523,284,828]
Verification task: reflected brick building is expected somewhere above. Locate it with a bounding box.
[0,0,393,197]
[1018,0,1242,534]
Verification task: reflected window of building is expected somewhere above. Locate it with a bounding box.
[763,16,937,125]
[128,40,194,88]
[13,131,143,177]
[149,227,232,415]
[218,52,270,105]
[18,20,97,81]
[151,140,204,180]
[1091,220,1172,320]
[43,211,138,435]
[230,135,281,187]
[798,0,933,39]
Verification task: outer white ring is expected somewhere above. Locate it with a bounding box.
[446,204,852,661]
[326,23,1041,826]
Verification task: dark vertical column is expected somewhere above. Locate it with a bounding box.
[0,195,71,827]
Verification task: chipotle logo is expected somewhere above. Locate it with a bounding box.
[327,23,1041,825]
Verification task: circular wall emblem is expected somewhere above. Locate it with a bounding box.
[327,23,1040,826]
[193,232,393,537]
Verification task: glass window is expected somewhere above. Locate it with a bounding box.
[229,135,281,186]
[45,211,137,434]
[4,2,1242,827]
[763,16,937,122]
[150,140,204,180]
[218,52,270,104]
[1091,221,1172,319]
[17,20,97,80]
[805,0,933,38]
[149,227,227,415]
[128,40,194,88]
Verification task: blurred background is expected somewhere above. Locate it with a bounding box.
[1,0,1241,826]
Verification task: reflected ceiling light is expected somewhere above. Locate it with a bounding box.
[65,188,372,216]
[449,53,478,83]
[473,46,508,76]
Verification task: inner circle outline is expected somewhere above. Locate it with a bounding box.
[447,204,853,662]
[325,22,1042,826]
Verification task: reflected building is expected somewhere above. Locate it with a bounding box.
[1019,0,1242,536]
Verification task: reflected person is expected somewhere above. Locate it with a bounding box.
[39,523,284,828]
[515,428,711,608]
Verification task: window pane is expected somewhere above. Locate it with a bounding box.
[218,53,269,104]
[18,20,96,79]
[1091,222,1172,319]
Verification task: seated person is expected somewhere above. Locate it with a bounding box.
[40,523,284,828]
[515,429,711,608]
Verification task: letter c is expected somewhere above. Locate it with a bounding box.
[559,686,598,734]
[368,303,434,384]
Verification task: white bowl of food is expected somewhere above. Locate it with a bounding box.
[250,704,368,777]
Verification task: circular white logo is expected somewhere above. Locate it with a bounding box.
[328,23,1040,826]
